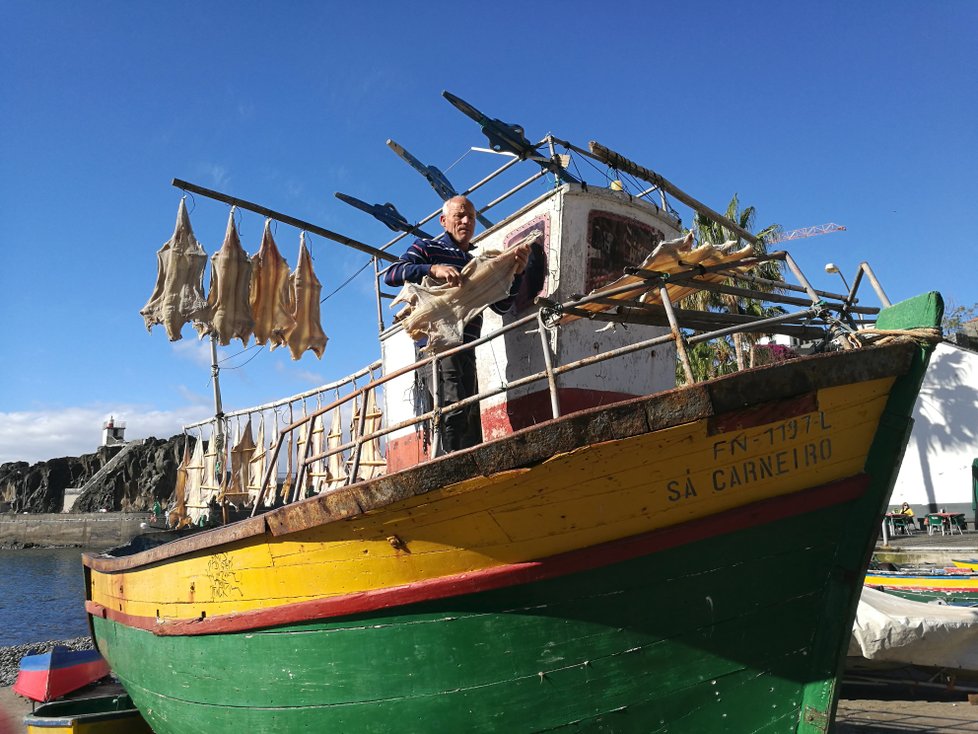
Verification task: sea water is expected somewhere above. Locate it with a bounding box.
[0,547,92,647]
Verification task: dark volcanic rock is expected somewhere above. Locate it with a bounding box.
[0,435,194,514]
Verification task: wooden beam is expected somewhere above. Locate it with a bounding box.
[587,142,758,245]
[172,178,398,262]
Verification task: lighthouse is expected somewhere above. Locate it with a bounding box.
[101,416,127,446]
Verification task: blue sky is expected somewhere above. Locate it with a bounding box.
[1,1,975,464]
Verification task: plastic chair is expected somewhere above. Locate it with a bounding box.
[927,514,945,536]
[950,515,966,535]
[891,516,914,535]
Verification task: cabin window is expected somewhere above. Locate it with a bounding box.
[586,210,665,292]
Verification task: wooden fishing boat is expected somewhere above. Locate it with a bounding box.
[83,94,944,733]
[24,694,152,734]
[864,567,978,606]
[12,647,110,703]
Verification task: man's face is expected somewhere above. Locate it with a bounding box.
[440,199,476,249]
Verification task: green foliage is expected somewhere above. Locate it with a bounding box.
[943,302,978,333]
[677,194,783,382]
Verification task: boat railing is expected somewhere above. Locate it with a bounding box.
[240,249,891,515]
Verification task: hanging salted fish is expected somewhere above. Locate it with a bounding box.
[280,406,294,504]
[326,404,347,490]
[291,403,314,500]
[250,220,296,349]
[170,437,191,528]
[307,413,329,494]
[139,198,209,341]
[228,419,256,505]
[390,231,539,353]
[248,416,267,506]
[352,387,385,481]
[201,429,222,505]
[286,232,328,360]
[195,209,255,346]
[184,431,206,521]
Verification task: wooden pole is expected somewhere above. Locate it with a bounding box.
[209,335,226,480]
[172,178,398,262]
[587,142,759,245]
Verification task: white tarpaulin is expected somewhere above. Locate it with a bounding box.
[850,586,978,670]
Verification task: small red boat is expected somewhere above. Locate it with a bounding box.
[12,647,111,703]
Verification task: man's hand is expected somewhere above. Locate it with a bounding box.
[430,264,463,286]
[511,242,531,274]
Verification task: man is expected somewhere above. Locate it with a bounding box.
[385,196,530,452]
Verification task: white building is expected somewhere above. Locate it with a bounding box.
[890,341,978,520]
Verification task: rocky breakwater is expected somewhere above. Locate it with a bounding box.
[0,435,193,515]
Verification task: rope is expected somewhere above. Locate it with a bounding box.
[849,326,943,347]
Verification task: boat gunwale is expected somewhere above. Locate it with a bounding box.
[82,340,916,575]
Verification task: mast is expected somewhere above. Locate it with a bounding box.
[209,335,226,475]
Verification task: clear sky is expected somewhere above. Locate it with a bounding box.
[2,1,975,464]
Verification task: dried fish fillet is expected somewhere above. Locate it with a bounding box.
[287,233,328,360]
[195,211,255,346]
[326,406,347,490]
[247,419,268,506]
[390,237,533,353]
[139,199,208,341]
[171,438,190,524]
[184,434,206,517]
[561,232,754,323]
[351,387,385,481]
[228,419,256,501]
[250,220,296,349]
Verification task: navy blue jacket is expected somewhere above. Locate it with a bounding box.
[385,232,521,343]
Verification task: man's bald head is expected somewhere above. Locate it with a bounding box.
[440,196,477,249]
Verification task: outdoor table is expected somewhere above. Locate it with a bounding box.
[934,512,966,534]
[884,513,915,535]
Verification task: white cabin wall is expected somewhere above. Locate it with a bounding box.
[890,342,978,516]
[382,184,686,466]
[480,186,680,438]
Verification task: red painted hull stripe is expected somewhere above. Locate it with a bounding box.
[87,473,869,637]
[868,584,978,592]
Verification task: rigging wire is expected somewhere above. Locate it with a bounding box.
[222,345,266,370]
[443,146,473,174]
[320,258,373,303]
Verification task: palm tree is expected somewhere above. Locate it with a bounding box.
[678,194,783,379]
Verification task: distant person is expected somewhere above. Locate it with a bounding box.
[899,502,914,518]
[384,195,529,453]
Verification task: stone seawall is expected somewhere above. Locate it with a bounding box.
[0,512,153,548]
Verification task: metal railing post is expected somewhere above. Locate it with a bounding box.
[660,286,695,384]
[536,310,561,419]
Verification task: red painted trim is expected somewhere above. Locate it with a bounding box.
[870,584,978,593]
[91,473,869,637]
[389,387,639,469]
[708,393,817,435]
[385,433,429,473]
[482,387,638,440]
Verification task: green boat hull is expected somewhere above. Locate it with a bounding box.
[94,501,864,734]
[88,293,943,733]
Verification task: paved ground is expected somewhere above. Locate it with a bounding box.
[5,685,978,733]
[837,699,978,733]
[878,526,978,551]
